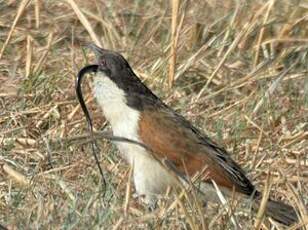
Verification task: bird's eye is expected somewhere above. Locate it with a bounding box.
[101,59,106,66]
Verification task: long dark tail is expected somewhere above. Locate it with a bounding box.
[254,198,298,226]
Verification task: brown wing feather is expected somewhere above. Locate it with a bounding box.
[138,107,256,196]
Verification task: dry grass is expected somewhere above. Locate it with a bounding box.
[0,0,307,229]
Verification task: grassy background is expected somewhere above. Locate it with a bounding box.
[0,0,307,229]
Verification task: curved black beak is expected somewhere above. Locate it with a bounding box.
[87,43,108,61]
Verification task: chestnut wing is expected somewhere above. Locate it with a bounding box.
[138,106,256,196]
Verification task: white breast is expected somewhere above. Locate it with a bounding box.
[92,72,144,164]
[92,72,179,197]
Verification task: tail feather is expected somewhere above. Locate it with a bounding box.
[255,198,298,226]
[196,182,299,226]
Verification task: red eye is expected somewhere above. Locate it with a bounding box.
[101,59,106,66]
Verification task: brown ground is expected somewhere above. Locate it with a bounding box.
[0,0,307,229]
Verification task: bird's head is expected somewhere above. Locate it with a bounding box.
[87,44,160,111]
[88,44,130,78]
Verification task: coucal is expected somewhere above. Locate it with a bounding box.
[80,44,298,226]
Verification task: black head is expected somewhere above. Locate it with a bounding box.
[88,44,161,111]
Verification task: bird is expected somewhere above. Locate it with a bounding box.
[85,44,298,226]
